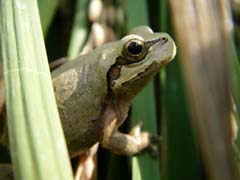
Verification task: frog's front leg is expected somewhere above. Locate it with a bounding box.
[100,112,158,156]
[102,125,150,156]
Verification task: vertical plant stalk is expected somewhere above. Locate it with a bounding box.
[67,0,89,59]
[0,0,73,179]
[159,1,202,180]
[37,0,59,35]
[169,0,238,180]
[231,42,240,159]
[126,0,161,180]
[231,43,240,123]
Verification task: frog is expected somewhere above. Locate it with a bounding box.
[51,26,176,157]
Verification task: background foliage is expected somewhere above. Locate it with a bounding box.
[1,0,240,180]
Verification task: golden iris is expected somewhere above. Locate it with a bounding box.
[122,39,147,62]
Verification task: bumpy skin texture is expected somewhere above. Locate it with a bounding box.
[52,26,176,157]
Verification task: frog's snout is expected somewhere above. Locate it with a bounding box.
[145,37,168,49]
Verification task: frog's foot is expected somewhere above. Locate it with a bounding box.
[101,122,161,157]
[130,122,161,157]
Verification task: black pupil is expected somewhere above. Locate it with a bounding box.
[127,41,143,55]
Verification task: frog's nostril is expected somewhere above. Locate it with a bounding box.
[161,37,168,44]
[145,37,168,49]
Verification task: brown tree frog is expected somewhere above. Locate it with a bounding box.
[52,26,176,157]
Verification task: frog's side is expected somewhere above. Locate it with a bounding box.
[52,43,116,155]
[52,26,176,157]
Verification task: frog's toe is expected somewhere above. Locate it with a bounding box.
[129,122,143,136]
[150,134,162,143]
[145,134,161,158]
[147,144,159,158]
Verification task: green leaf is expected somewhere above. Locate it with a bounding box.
[163,57,201,180]
[37,0,59,35]
[0,0,73,179]
[231,41,240,120]
[159,1,201,180]
[67,0,89,59]
[125,0,161,180]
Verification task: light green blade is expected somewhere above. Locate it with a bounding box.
[0,0,73,179]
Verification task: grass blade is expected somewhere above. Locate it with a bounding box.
[37,0,59,35]
[0,0,73,179]
[67,0,89,59]
[159,1,201,180]
[126,0,161,180]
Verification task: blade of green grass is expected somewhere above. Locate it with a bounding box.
[231,41,240,120]
[67,0,89,59]
[163,55,202,180]
[131,84,160,180]
[0,0,73,179]
[37,0,59,35]
[159,1,201,180]
[231,41,240,158]
[125,0,161,180]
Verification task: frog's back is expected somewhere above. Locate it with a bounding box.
[52,47,113,155]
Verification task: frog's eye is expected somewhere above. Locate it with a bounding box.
[122,39,147,63]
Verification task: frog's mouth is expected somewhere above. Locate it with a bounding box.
[108,60,162,100]
[122,60,161,86]
[136,61,160,77]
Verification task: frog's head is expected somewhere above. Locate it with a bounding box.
[107,26,176,100]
